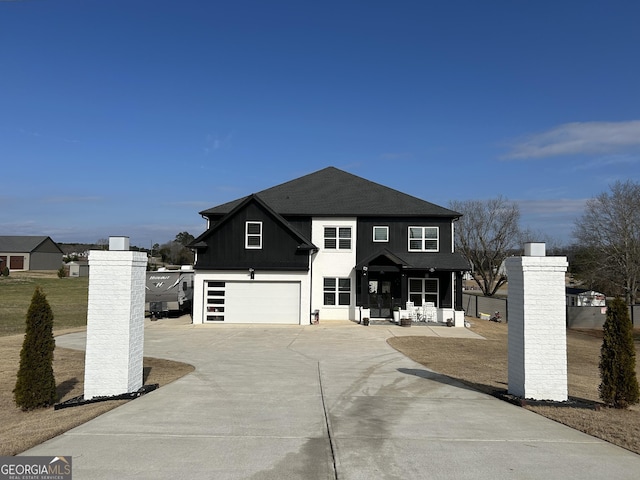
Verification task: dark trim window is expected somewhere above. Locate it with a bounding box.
[408,278,439,307]
[373,226,389,242]
[245,221,262,249]
[324,227,351,250]
[323,277,351,305]
[408,226,439,252]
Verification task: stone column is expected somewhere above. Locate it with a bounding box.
[84,237,148,400]
[506,243,568,401]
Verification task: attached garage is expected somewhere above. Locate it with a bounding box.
[204,280,301,324]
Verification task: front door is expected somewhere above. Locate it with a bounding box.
[369,280,392,318]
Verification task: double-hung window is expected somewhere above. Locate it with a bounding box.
[245,221,262,249]
[408,278,439,307]
[323,277,351,305]
[408,226,439,252]
[324,227,351,250]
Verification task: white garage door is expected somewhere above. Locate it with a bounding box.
[205,281,301,324]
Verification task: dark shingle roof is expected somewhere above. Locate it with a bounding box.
[0,236,58,253]
[201,167,461,218]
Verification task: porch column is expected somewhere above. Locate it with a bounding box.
[401,272,407,305]
[455,271,463,310]
[361,267,370,308]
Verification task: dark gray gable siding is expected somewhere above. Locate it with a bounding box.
[193,197,312,271]
[200,167,462,218]
[356,217,469,271]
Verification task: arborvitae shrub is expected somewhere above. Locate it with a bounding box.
[599,297,640,408]
[1,266,9,276]
[13,286,57,410]
[57,265,67,278]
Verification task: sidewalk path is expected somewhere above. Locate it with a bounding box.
[23,319,640,479]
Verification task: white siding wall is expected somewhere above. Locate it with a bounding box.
[311,217,357,321]
[193,270,311,325]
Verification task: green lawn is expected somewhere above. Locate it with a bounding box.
[0,273,89,336]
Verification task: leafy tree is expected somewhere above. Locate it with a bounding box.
[158,232,195,265]
[599,297,639,409]
[449,197,521,296]
[14,287,57,410]
[175,231,195,246]
[574,180,640,304]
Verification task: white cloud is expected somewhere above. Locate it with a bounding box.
[203,132,233,156]
[516,198,588,244]
[572,153,640,171]
[44,196,103,204]
[503,120,640,159]
[517,198,587,215]
[379,152,413,161]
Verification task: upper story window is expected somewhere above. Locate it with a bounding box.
[324,227,351,250]
[245,221,262,249]
[408,226,439,252]
[373,226,389,242]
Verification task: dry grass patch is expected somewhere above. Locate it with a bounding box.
[388,320,640,455]
[0,332,194,456]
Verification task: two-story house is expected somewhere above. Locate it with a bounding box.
[190,167,470,326]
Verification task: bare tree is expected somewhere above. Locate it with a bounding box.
[573,180,640,304]
[450,197,521,296]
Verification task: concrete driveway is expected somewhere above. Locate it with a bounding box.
[23,319,640,479]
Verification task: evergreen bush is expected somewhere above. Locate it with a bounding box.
[599,297,640,408]
[13,286,57,410]
[57,265,67,278]
[1,266,9,276]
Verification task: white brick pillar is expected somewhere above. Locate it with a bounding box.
[84,240,148,400]
[506,243,568,401]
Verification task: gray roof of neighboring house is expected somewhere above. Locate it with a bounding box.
[200,167,462,218]
[0,236,62,253]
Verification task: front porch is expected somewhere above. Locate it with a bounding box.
[355,251,466,327]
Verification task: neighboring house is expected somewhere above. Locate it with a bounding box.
[190,167,471,326]
[566,287,606,307]
[0,236,64,271]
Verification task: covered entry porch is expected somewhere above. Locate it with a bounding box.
[355,250,467,325]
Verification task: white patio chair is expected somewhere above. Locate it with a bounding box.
[422,302,436,322]
[405,301,418,322]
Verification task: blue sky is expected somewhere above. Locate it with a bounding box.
[2,0,639,248]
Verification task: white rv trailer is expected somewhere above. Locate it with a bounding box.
[145,267,194,318]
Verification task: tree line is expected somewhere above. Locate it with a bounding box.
[451,180,640,305]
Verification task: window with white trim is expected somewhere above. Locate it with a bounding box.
[408,226,439,252]
[245,221,262,249]
[324,227,351,250]
[373,226,389,242]
[323,277,351,305]
[408,278,439,307]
